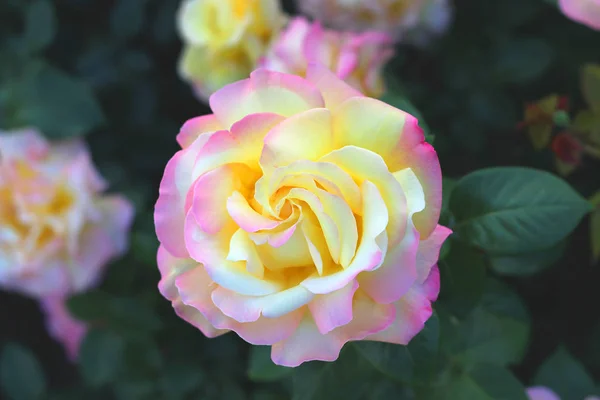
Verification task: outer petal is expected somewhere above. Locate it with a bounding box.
[40,296,87,362]
[366,265,439,345]
[271,290,395,367]
[358,220,420,304]
[209,69,325,128]
[176,114,224,149]
[211,285,314,322]
[308,280,359,334]
[305,63,364,110]
[415,224,452,283]
[0,128,48,161]
[176,267,302,344]
[559,0,600,30]
[157,245,198,301]
[271,313,344,366]
[155,131,217,257]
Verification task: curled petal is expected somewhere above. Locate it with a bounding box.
[155,131,217,257]
[176,114,223,149]
[305,63,364,110]
[211,285,313,322]
[261,108,334,170]
[271,290,394,367]
[366,265,440,345]
[415,224,452,283]
[301,180,388,294]
[359,220,420,304]
[321,146,408,246]
[210,69,325,128]
[308,280,359,334]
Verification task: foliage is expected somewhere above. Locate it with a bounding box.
[0,0,599,399]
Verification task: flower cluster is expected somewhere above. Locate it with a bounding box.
[176,0,453,100]
[0,128,134,360]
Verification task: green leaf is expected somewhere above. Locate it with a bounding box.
[79,329,125,387]
[442,363,528,400]
[159,362,204,399]
[248,345,293,382]
[0,343,46,400]
[439,241,486,317]
[292,347,376,400]
[407,311,440,383]
[17,64,104,138]
[534,346,596,400]
[23,0,56,52]
[114,381,155,400]
[353,342,413,383]
[491,38,554,84]
[353,312,439,385]
[453,279,530,367]
[488,240,566,277]
[450,167,591,254]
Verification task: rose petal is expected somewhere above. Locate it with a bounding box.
[176,114,224,149]
[359,220,420,304]
[301,180,388,294]
[211,285,313,322]
[261,108,334,170]
[308,280,359,334]
[415,224,452,283]
[305,63,364,109]
[366,265,439,345]
[210,69,325,128]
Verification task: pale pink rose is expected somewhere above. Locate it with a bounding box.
[297,0,453,43]
[527,387,561,400]
[154,65,450,367]
[40,296,87,361]
[559,0,600,30]
[0,128,134,298]
[527,386,600,400]
[260,17,394,98]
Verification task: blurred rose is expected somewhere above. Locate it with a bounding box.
[155,65,450,367]
[559,0,600,30]
[40,296,87,361]
[177,0,287,101]
[260,17,394,98]
[0,128,134,298]
[297,0,453,44]
[527,387,600,400]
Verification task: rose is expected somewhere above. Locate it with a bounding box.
[527,387,600,400]
[559,0,600,30]
[0,128,134,297]
[260,17,394,98]
[296,0,421,39]
[155,64,451,366]
[177,0,287,100]
[40,296,87,361]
